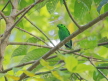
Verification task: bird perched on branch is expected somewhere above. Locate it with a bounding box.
[57,24,72,49]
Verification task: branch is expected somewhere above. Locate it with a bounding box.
[63,0,81,28]
[89,59,108,80]
[15,27,48,45]
[0,11,8,24]
[24,16,56,47]
[1,0,44,43]
[18,11,108,80]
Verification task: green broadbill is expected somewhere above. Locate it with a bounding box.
[57,24,72,49]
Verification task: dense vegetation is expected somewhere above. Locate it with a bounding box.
[0,0,108,81]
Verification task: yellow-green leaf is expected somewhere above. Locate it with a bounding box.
[64,55,78,72]
[23,70,35,77]
[6,74,20,80]
[74,64,95,73]
[34,78,45,81]
[57,54,65,60]
[40,59,54,70]
[40,59,49,66]
[51,71,64,81]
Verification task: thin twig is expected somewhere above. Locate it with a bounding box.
[1,0,44,43]
[9,0,14,9]
[1,0,10,11]
[15,6,31,17]
[96,66,108,69]
[98,42,108,46]
[24,16,56,47]
[89,59,108,80]
[0,11,8,24]
[0,60,36,73]
[15,27,48,45]
[63,0,81,28]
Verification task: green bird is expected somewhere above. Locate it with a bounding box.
[57,24,72,49]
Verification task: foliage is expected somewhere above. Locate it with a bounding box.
[0,0,108,81]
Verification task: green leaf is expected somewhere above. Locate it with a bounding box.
[40,59,49,66]
[17,19,24,29]
[19,0,34,9]
[11,37,38,57]
[3,3,12,16]
[74,0,92,19]
[23,70,35,77]
[20,48,50,64]
[57,54,65,60]
[104,3,108,12]
[35,0,49,10]
[78,36,98,49]
[92,53,105,60]
[46,0,59,14]
[11,45,28,57]
[97,0,108,13]
[60,0,63,4]
[64,55,78,72]
[94,0,102,5]
[74,64,95,73]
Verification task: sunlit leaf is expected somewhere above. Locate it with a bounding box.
[40,59,49,66]
[23,70,35,77]
[40,59,54,70]
[34,78,45,81]
[57,54,65,60]
[64,55,78,72]
[78,36,98,49]
[74,64,95,73]
[51,71,64,81]
[6,74,20,80]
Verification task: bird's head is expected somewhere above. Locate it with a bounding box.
[57,24,65,29]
